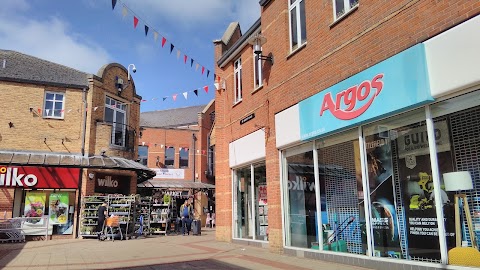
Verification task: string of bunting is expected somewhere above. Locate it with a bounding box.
[140,142,209,155]
[140,85,211,103]
[111,0,222,84]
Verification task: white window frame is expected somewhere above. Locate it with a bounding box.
[288,0,307,52]
[105,96,127,147]
[234,58,242,104]
[333,0,359,21]
[253,50,263,90]
[43,91,65,119]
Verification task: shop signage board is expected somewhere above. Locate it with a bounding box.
[299,44,433,140]
[0,166,79,189]
[153,168,185,179]
[94,173,130,194]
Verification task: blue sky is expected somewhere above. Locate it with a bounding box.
[0,0,260,112]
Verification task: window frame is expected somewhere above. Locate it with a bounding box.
[165,147,175,168]
[104,96,127,147]
[333,0,359,21]
[234,58,243,104]
[43,91,65,119]
[288,0,307,52]
[179,147,189,168]
[253,50,263,90]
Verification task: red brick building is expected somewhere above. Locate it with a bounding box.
[0,50,154,238]
[214,1,480,269]
[137,101,216,226]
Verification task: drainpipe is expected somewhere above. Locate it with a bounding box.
[75,87,88,238]
[192,133,197,182]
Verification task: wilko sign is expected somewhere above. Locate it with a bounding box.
[299,44,432,140]
[0,166,79,188]
[94,173,130,194]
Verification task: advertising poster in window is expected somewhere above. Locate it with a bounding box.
[24,192,46,225]
[49,193,69,225]
[365,131,401,258]
[396,120,455,260]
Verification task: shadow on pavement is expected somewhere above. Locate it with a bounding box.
[104,258,249,270]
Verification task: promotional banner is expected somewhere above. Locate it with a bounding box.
[397,120,456,260]
[364,132,401,257]
[24,192,46,225]
[48,193,69,225]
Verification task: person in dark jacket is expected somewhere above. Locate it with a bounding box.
[180,200,192,235]
[97,202,107,239]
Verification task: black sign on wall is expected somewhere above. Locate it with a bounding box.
[94,173,131,194]
[240,113,255,125]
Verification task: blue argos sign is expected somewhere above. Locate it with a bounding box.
[299,44,433,141]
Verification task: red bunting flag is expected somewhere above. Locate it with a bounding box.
[141,100,147,102]
[184,55,187,64]
[201,66,205,75]
[162,37,166,47]
[172,94,177,101]
[38,108,42,114]
[203,86,209,93]
[133,16,139,28]
[202,150,206,155]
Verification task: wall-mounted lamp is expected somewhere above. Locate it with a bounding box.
[248,33,274,65]
[8,122,13,128]
[88,173,95,180]
[115,64,136,94]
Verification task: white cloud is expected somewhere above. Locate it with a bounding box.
[122,0,260,32]
[0,1,111,74]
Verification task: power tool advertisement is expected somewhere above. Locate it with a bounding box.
[396,120,456,260]
[364,131,401,258]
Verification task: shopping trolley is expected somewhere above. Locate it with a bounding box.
[100,215,122,242]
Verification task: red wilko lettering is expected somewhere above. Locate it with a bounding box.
[320,74,384,120]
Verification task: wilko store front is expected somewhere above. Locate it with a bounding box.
[1,166,80,238]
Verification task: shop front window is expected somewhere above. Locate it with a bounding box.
[18,189,76,235]
[254,164,268,240]
[431,90,480,258]
[317,130,365,254]
[235,166,252,239]
[234,162,267,241]
[284,143,317,249]
[363,108,450,262]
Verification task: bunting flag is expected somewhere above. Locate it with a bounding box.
[202,150,206,155]
[172,94,177,101]
[38,108,42,114]
[193,89,198,96]
[179,147,182,151]
[183,92,188,100]
[163,97,167,101]
[144,25,149,36]
[197,150,200,154]
[184,55,187,64]
[176,49,181,59]
[214,74,217,82]
[111,0,214,80]
[46,109,50,115]
[133,16,139,28]
[141,99,147,102]
[203,86,209,93]
[161,144,164,148]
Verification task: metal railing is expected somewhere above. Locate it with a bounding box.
[0,217,50,243]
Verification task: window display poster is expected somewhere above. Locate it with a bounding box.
[49,193,69,225]
[365,133,401,257]
[24,192,46,225]
[397,122,455,260]
[258,184,267,205]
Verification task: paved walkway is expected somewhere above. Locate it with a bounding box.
[0,229,373,270]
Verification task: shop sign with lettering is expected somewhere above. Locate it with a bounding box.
[299,44,433,140]
[0,166,79,189]
[94,174,130,194]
